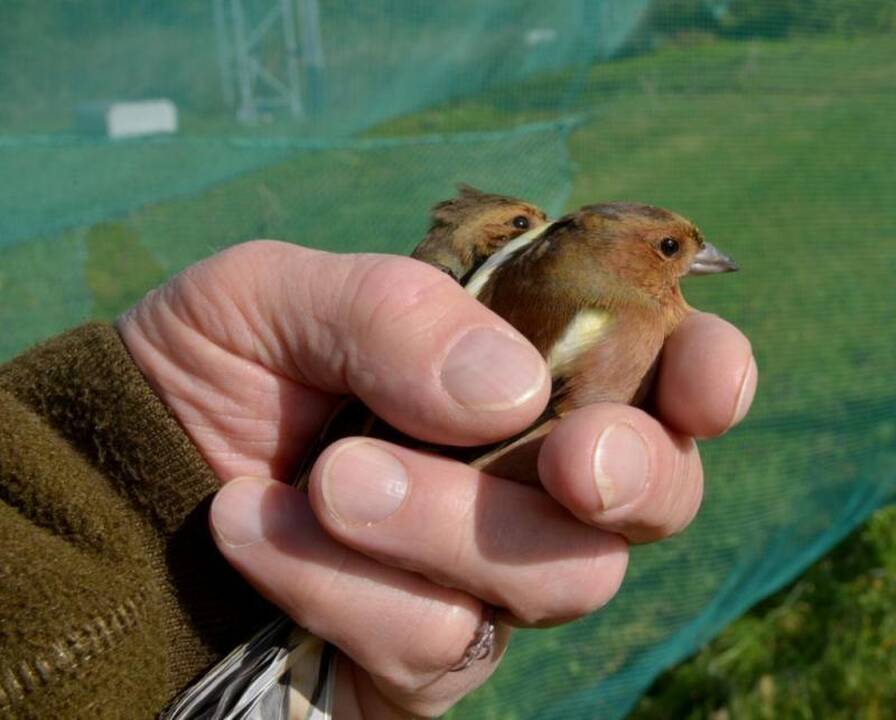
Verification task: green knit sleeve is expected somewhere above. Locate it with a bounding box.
[0,323,274,720]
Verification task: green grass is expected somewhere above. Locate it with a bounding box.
[3,31,895,719]
[631,506,896,719]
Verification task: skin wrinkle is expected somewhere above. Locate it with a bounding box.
[730,355,757,430]
[344,262,408,396]
[167,265,229,345]
[138,280,231,384]
[147,257,295,379]
[523,537,627,626]
[122,290,317,479]
[121,315,224,419]
[251,247,312,376]
[344,259,454,393]
[329,561,477,690]
[209,245,281,355]
[651,433,698,539]
[184,403,279,429]
[136,257,440,484]
[288,251,358,393]
[676,437,702,533]
[280,538,353,636]
[365,474,479,593]
[443,478,479,585]
[172,243,304,388]
[471,493,589,624]
[187,257,264,360]
[235,244,298,366]
[184,419,280,454]
[172,365,262,426]
[391,596,473,686]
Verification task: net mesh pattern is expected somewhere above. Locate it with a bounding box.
[2,1,894,717]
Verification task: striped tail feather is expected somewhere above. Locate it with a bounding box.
[161,616,337,720]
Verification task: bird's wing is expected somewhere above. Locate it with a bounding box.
[469,416,558,486]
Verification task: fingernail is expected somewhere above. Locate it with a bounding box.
[321,442,408,526]
[440,327,545,411]
[211,476,274,547]
[730,356,758,429]
[593,424,650,511]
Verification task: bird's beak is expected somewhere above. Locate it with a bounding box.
[687,242,738,276]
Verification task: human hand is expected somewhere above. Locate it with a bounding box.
[119,240,756,718]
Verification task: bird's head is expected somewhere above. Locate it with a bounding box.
[414,184,548,282]
[467,201,737,337]
[561,202,737,306]
[432,183,547,242]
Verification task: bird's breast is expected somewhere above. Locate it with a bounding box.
[546,308,613,375]
[557,308,667,412]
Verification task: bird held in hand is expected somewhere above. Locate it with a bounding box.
[465,201,736,480]
[162,191,736,720]
[470,201,736,411]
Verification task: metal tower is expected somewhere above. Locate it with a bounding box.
[213,0,324,123]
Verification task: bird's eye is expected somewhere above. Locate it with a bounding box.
[659,237,680,257]
[512,215,530,230]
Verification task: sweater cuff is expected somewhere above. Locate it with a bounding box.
[0,322,220,534]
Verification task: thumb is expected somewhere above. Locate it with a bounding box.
[124,240,549,447]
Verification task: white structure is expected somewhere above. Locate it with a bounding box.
[77,99,178,139]
[213,0,325,123]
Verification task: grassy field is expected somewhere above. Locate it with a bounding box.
[2,30,895,719]
[632,505,896,718]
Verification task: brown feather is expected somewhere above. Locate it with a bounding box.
[411,184,547,283]
[296,199,724,491]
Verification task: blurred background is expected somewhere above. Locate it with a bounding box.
[2,1,895,717]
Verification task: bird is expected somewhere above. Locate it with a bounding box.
[411,183,548,283]
[161,195,737,720]
[461,201,737,482]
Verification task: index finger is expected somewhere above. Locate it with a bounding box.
[654,312,758,438]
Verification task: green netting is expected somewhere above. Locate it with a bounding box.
[2,1,895,718]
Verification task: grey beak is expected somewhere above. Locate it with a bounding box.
[687,242,738,276]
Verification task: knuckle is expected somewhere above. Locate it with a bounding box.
[671,440,704,531]
[382,598,483,687]
[345,256,461,346]
[415,601,483,673]
[574,536,630,613]
[507,537,629,625]
[633,436,703,542]
[283,546,353,631]
[332,256,464,399]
